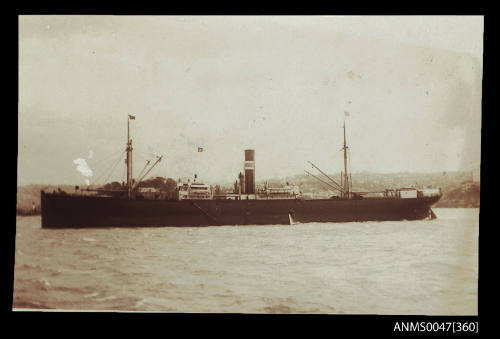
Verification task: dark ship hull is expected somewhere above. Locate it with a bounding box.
[41,191,441,228]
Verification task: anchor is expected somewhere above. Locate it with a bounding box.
[288,209,299,225]
[191,202,218,225]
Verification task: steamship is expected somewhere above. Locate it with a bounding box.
[41,116,442,228]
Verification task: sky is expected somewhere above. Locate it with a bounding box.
[18,16,483,186]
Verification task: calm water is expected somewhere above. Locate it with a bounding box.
[13,208,478,314]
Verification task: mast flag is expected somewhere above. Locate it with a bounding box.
[198,147,203,152]
[129,114,136,120]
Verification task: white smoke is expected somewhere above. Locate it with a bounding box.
[73,158,93,185]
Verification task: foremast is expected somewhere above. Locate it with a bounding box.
[126,114,135,198]
[125,114,163,199]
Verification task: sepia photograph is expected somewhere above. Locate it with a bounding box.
[15,15,482,315]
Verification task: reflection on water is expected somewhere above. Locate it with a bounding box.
[13,208,478,314]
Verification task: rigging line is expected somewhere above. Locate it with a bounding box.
[90,149,127,177]
[136,160,151,183]
[88,147,128,168]
[307,161,345,192]
[304,171,342,194]
[93,150,126,184]
[89,152,121,169]
[102,152,126,185]
[92,150,126,184]
[304,170,343,194]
